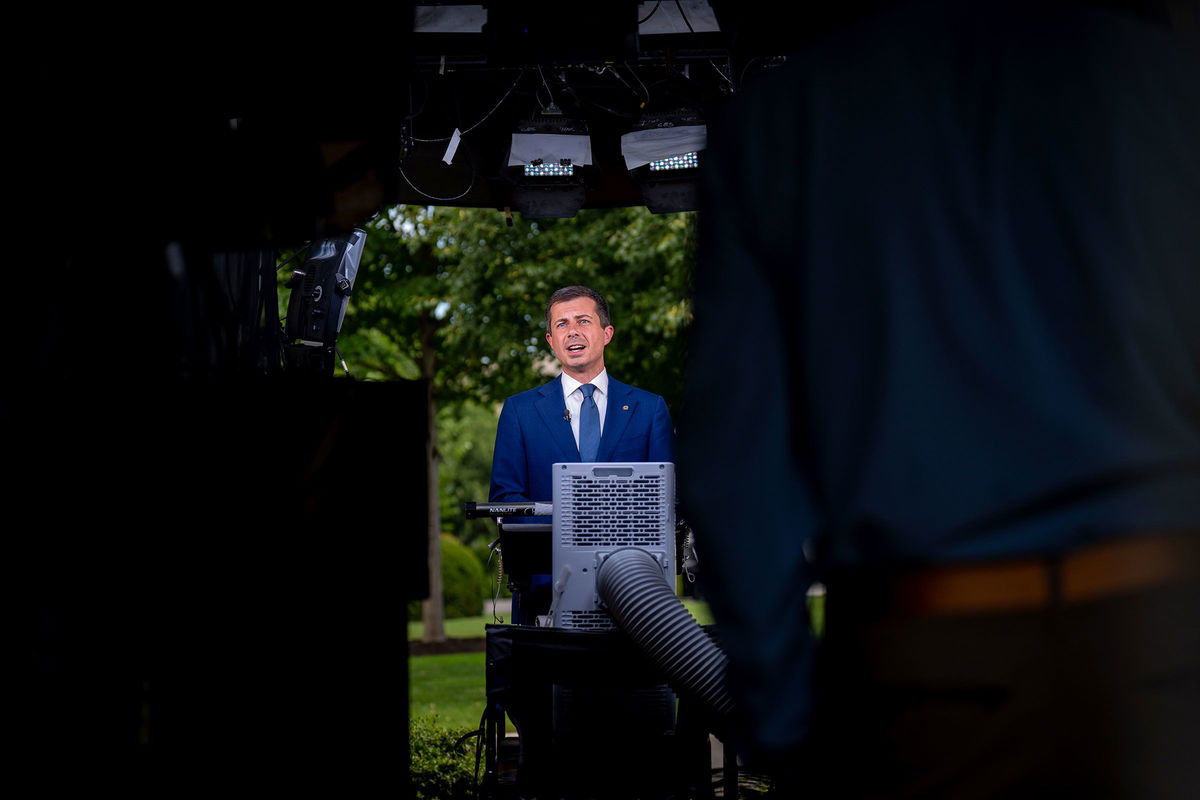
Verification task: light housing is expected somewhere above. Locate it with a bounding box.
[621,109,705,214]
[506,115,593,218]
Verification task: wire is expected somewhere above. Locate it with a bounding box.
[453,728,482,752]
[601,64,638,100]
[575,65,638,113]
[537,65,557,110]
[709,58,736,92]
[574,92,639,120]
[398,157,477,202]
[472,708,488,793]
[674,0,695,33]
[274,242,313,272]
[403,71,429,122]
[410,69,525,143]
[488,538,504,623]
[639,1,662,25]
[739,56,763,87]
[622,62,651,106]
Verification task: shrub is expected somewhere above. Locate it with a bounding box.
[410,713,479,800]
[409,533,485,621]
[442,533,484,618]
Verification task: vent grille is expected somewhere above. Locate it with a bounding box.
[550,462,675,629]
[559,609,615,631]
[556,473,670,549]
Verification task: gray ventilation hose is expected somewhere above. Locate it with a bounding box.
[595,547,735,717]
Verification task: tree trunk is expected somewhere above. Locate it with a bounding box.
[420,316,446,642]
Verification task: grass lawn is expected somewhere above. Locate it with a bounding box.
[407,595,822,641]
[408,599,714,729]
[409,596,825,730]
[409,651,488,730]
[408,597,715,641]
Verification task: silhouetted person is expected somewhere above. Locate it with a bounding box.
[680,1,1200,797]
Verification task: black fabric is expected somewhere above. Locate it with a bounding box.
[679,0,1200,791]
[793,574,1200,798]
[483,624,710,799]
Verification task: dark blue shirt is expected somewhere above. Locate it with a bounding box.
[679,0,1200,756]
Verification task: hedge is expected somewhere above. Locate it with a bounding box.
[409,533,485,621]
[410,713,478,800]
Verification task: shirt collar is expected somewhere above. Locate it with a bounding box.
[562,369,608,399]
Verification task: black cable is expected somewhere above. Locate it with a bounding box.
[466,707,488,793]
[453,725,484,795]
[404,70,430,122]
[398,142,479,202]
[537,65,558,111]
[411,69,525,142]
[454,727,482,751]
[739,56,763,86]
[563,77,638,120]
[709,58,735,92]
[639,1,663,24]
[602,64,638,100]
[487,538,505,623]
[574,94,640,120]
[624,62,652,105]
[257,249,284,374]
[674,0,696,32]
[274,242,313,272]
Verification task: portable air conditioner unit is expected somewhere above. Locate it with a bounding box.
[546,461,675,630]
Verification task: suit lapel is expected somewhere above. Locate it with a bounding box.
[597,378,636,461]
[535,376,581,462]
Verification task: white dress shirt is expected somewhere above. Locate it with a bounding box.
[560,369,609,451]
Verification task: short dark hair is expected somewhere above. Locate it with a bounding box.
[544,285,611,332]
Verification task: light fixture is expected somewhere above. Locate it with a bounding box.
[621,109,705,214]
[506,115,593,218]
[284,228,367,375]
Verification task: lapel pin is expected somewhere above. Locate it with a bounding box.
[623,405,629,411]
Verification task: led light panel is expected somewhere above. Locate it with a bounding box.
[524,162,575,177]
[648,152,698,171]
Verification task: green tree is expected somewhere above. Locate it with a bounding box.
[337,204,694,640]
[438,401,503,550]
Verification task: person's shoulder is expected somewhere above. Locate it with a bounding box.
[609,377,666,404]
[503,377,561,406]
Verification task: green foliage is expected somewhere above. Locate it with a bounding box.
[409,713,478,800]
[341,203,694,410]
[439,401,503,549]
[442,533,485,618]
[410,534,485,622]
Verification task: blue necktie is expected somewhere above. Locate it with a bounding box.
[578,383,600,462]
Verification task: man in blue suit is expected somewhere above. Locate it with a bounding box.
[490,285,676,621]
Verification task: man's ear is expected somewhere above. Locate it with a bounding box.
[603,326,614,345]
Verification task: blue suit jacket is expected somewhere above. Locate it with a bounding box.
[489,375,676,515]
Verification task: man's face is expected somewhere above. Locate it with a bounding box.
[546,297,614,381]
